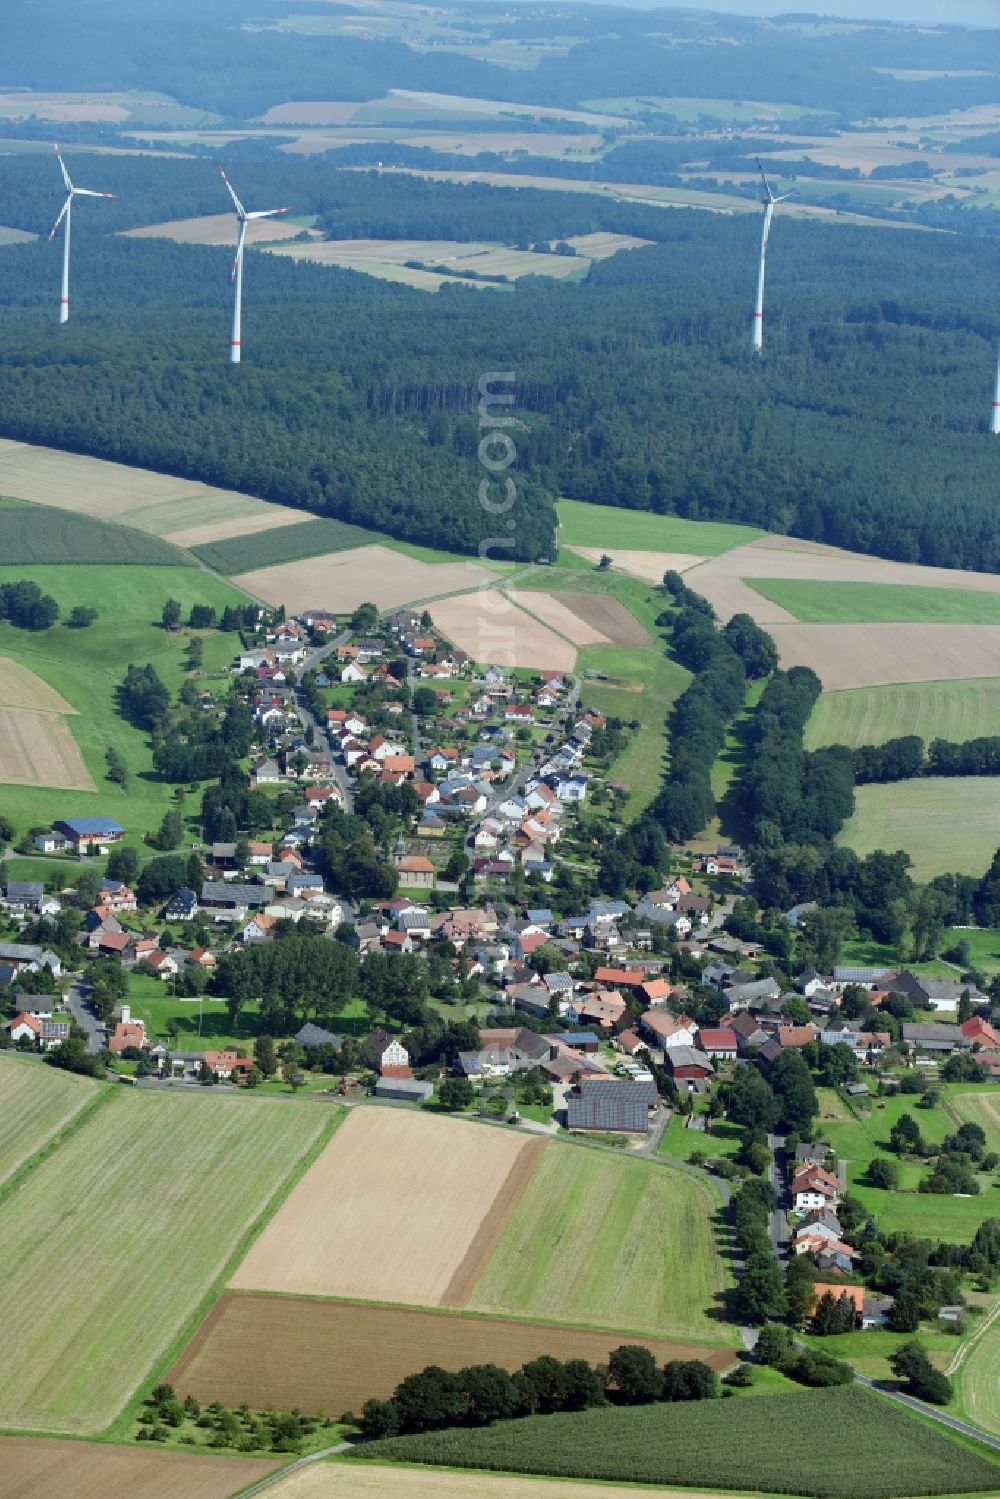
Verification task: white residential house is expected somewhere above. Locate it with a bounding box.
[341,662,368,684]
[556,776,589,803]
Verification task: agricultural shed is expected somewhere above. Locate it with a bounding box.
[373,1077,433,1103]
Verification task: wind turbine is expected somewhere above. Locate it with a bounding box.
[219,167,290,364]
[48,144,115,324]
[992,345,1000,436]
[752,156,791,355]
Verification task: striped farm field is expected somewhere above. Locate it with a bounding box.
[467,1145,728,1342]
[948,1091,1000,1156]
[957,1314,1000,1438]
[805,679,1000,750]
[0,1053,98,1185]
[0,1091,333,1433]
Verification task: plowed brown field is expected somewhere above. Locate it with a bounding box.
[168,1293,736,1415]
[0,1436,278,1498]
[229,1108,540,1304]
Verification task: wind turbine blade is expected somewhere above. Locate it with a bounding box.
[755,155,775,203]
[230,221,247,283]
[72,188,117,199]
[53,142,73,193]
[48,196,70,240]
[219,166,246,219]
[245,206,292,220]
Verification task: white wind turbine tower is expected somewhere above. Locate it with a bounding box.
[992,345,1000,436]
[752,155,791,355]
[219,167,290,364]
[48,143,116,324]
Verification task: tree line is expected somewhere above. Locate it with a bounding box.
[359,1345,720,1441]
[853,734,1000,784]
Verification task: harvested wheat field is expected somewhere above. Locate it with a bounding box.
[124,213,314,246]
[268,237,586,281]
[687,535,1000,625]
[563,231,653,258]
[0,440,304,538]
[236,545,495,614]
[430,590,578,671]
[267,1463,768,1499]
[0,657,76,714]
[0,1436,278,1499]
[568,547,706,580]
[230,1108,542,1305]
[768,622,1000,691]
[166,508,313,549]
[0,708,94,790]
[168,1293,735,1415]
[261,100,364,125]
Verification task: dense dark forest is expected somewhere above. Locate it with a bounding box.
[6,0,1000,122]
[0,156,998,569]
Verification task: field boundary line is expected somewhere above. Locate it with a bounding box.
[945,1297,1000,1379]
[500,588,580,652]
[211,1287,739,1349]
[441,1135,546,1307]
[0,1081,112,1209]
[102,1103,346,1443]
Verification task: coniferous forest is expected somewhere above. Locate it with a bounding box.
[0,154,999,566]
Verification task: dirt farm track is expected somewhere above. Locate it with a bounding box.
[0,1436,278,1498]
[168,1293,735,1415]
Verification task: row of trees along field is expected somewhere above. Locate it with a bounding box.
[0,169,998,567]
[6,0,1000,121]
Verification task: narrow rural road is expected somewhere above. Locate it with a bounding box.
[295,629,354,814]
[767,1133,788,1263]
[234,1442,351,1497]
[855,1374,1000,1451]
[64,977,105,1055]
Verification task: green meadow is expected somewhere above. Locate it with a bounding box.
[819,1091,997,1241]
[749,579,1000,625]
[838,779,1000,880]
[805,679,1000,750]
[557,498,761,556]
[0,564,249,843]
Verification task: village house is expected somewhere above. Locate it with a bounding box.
[639,1009,698,1050]
[53,816,124,854]
[6,1011,71,1050]
[791,1163,841,1212]
[0,942,61,978]
[697,1027,738,1062]
[663,1047,714,1087]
